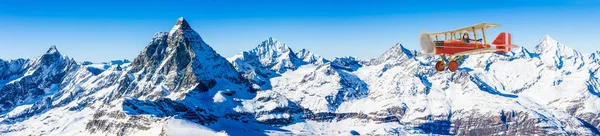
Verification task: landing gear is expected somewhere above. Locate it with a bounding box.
[448,61,458,71]
[435,55,465,72]
[435,61,445,71]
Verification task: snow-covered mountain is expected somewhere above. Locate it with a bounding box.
[1,18,600,135]
[0,46,80,114]
[534,35,585,70]
[228,37,326,90]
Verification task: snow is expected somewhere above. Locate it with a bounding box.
[213,91,227,103]
[3,104,33,118]
[87,63,109,70]
[274,119,413,135]
[164,118,228,136]
[270,64,346,112]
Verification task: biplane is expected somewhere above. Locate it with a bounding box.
[419,23,518,72]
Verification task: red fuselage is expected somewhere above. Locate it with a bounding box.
[434,40,509,55]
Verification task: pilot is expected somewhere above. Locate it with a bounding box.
[462,33,481,44]
[462,33,473,43]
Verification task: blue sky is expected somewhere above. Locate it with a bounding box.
[1,0,599,62]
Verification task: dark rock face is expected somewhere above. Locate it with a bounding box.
[450,111,546,135]
[121,98,217,124]
[85,109,156,135]
[299,109,590,135]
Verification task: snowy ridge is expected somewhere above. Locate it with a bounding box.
[296,48,327,64]
[245,37,305,73]
[534,35,585,69]
[228,37,328,90]
[1,18,600,136]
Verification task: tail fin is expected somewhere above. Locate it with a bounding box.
[492,32,518,53]
[492,32,511,45]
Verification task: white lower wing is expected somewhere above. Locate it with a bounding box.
[453,48,499,56]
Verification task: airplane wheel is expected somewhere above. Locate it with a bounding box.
[435,61,445,71]
[448,61,458,72]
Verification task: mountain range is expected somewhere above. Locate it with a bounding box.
[0,18,599,135]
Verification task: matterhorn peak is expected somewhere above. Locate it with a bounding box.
[169,17,194,36]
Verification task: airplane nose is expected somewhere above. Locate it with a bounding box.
[419,33,435,54]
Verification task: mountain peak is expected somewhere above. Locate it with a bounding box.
[534,34,582,69]
[541,34,557,44]
[372,43,413,65]
[385,43,412,57]
[544,34,552,40]
[267,37,277,42]
[263,37,282,46]
[169,17,193,35]
[256,37,290,52]
[535,35,564,53]
[296,48,310,57]
[296,48,327,64]
[239,37,305,73]
[46,45,60,55]
[392,43,403,50]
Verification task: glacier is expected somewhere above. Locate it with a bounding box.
[0,18,599,135]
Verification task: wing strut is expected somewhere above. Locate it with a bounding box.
[473,27,478,48]
[481,28,487,45]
